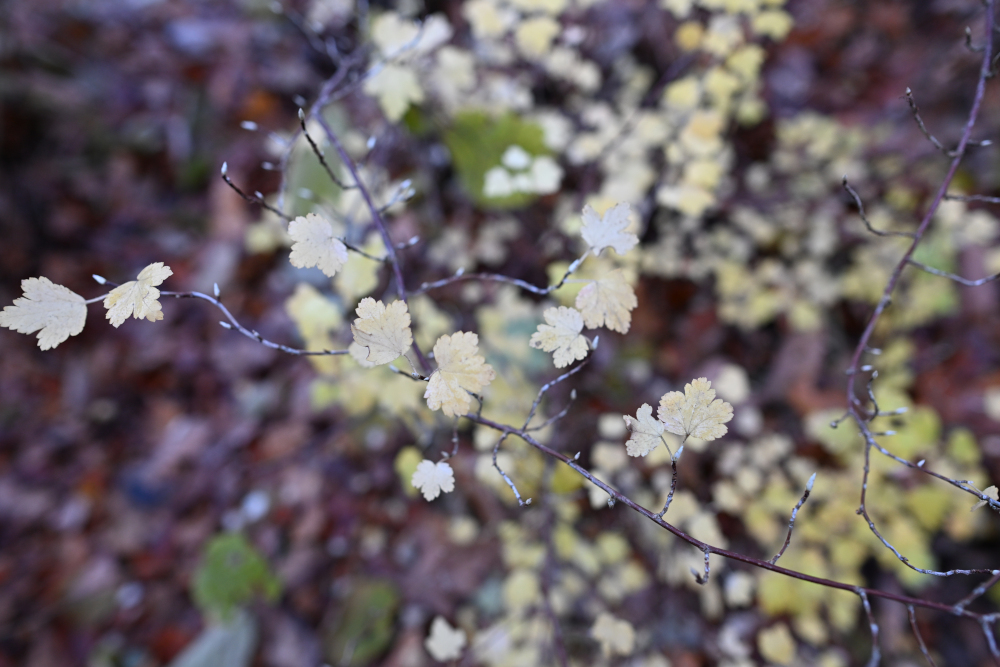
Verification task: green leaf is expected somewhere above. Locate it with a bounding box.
[443,111,549,209]
[322,579,400,666]
[192,533,280,621]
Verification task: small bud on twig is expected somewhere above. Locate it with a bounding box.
[92,274,107,285]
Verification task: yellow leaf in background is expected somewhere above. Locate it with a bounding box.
[463,0,509,39]
[515,16,560,59]
[285,283,341,344]
[590,612,635,657]
[757,623,796,665]
[104,262,172,328]
[575,269,637,333]
[425,616,467,662]
[675,21,703,51]
[0,277,87,350]
[529,306,589,368]
[580,202,638,256]
[753,10,795,40]
[411,459,455,501]
[350,298,412,366]
[658,378,733,441]
[335,233,384,303]
[288,213,348,278]
[424,332,496,417]
[503,568,541,611]
[394,446,422,497]
[623,404,665,457]
[364,63,424,122]
[372,13,452,59]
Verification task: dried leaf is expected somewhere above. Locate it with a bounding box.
[0,277,87,350]
[529,306,589,368]
[424,332,495,417]
[351,298,412,365]
[425,616,466,661]
[590,612,635,657]
[104,262,173,328]
[581,203,638,256]
[623,404,664,457]
[658,377,734,441]
[288,213,349,278]
[575,269,637,333]
[972,485,999,511]
[411,459,455,501]
[363,63,424,122]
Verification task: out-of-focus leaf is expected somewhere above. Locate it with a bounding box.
[192,533,280,621]
[323,579,400,666]
[166,609,257,667]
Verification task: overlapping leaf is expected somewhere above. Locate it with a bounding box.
[658,377,733,441]
[575,269,637,333]
[580,203,638,256]
[623,404,664,457]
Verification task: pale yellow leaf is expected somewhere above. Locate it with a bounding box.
[288,213,348,278]
[424,331,495,417]
[411,459,455,501]
[529,306,589,368]
[590,612,635,657]
[575,269,637,333]
[363,63,424,122]
[623,403,664,457]
[104,262,173,328]
[972,485,998,511]
[757,623,796,665]
[0,277,87,350]
[425,616,466,661]
[658,377,734,441]
[515,16,560,59]
[350,298,412,365]
[581,202,638,256]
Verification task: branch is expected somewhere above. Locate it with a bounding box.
[908,606,938,667]
[769,473,816,565]
[413,252,591,297]
[859,588,881,667]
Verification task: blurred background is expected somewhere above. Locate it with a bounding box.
[3,1,1000,665]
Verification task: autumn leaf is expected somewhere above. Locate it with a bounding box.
[529,306,589,368]
[364,63,424,122]
[575,269,637,333]
[411,459,455,501]
[351,298,413,365]
[590,612,635,657]
[623,403,664,457]
[424,331,495,417]
[288,213,349,278]
[658,377,733,441]
[0,277,87,350]
[104,262,173,328]
[425,616,466,661]
[581,203,638,256]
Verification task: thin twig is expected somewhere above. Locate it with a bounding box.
[413,252,591,297]
[493,433,531,506]
[907,259,1000,287]
[955,571,1000,614]
[770,473,816,565]
[162,291,349,357]
[908,605,938,667]
[843,177,916,238]
[859,589,881,667]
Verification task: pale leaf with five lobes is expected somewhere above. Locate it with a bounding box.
[425,616,467,661]
[580,203,638,256]
[658,377,733,441]
[288,213,349,278]
[623,403,664,457]
[424,331,495,417]
[0,277,87,350]
[575,269,637,334]
[411,459,455,501]
[529,306,589,368]
[104,262,173,328]
[350,298,413,365]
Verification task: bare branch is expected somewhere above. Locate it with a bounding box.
[162,291,349,357]
[493,433,531,506]
[859,589,881,667]
[907,258,1000,287]
[955,571,1000,614]
[843,177,916,238]
[770,473,816,565]
[414,252,591,297]
[908,606,938,667]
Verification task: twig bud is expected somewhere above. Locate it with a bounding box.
[220,321,232,329]
[92,274,107,285]
[240,121,259,131]
[806,472,817,492]
[220,162,228,176]
[298,108,305,121]
[213,283,220,297]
